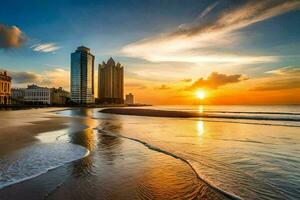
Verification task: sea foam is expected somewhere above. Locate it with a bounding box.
[0,130,89,189]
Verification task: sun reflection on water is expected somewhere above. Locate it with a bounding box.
[197,121,204,137]
[198,105,204,113]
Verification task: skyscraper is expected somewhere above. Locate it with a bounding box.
[71,46,95,104]
[98,58,124,104]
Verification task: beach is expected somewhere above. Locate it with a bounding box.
[0,108,229,200]
[0,106,299,200]
[0,108,70,156]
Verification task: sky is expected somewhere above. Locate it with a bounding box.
[0,0,300,105]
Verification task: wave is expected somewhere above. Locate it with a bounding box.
[97,128,242,200]
[0,134,89,189]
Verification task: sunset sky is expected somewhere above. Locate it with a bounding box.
[1,0,300,104]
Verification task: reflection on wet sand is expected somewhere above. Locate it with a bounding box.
[52,109,228,199]
[0,108,229,200]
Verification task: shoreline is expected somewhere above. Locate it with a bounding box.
[0,108,69,156]
[0,107,228,200]
[0,104,151,111]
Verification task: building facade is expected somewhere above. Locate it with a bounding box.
[11,88,26,104]
[71,46,95,104]
[125,93,134,105]
[13,85,70,105]
[0,71,12,105]
[51,87,70,105]
[98,58,124,104]
[24,84,51,104]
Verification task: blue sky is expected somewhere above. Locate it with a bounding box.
[0,0,208,70]
[0,0,300,104]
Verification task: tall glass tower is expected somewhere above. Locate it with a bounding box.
[71,46,95,104]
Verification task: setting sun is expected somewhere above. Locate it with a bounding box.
[196,90,206,100]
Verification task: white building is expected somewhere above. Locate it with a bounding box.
[24,85,51,105]
[125,93,134,105]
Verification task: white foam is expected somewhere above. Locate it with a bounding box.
[0,143,89,189]
[0,129,89,189]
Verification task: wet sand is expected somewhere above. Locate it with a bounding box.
[0,130,228,200]
[0,108,69,155]
[0,108,230,200]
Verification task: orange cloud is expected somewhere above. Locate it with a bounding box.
[155,84,171,90]
[186,72,248,90]
[0,24,27,48]
[7,68,70,91]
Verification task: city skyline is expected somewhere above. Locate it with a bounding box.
[0,0,300,104]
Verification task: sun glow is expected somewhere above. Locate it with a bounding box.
[196,90,206,100]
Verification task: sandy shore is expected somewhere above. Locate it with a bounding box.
[0,108,69,156]
[0,108,229,200]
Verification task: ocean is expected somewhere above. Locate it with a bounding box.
[0,105,299,199]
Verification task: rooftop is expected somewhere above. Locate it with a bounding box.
[76,46,90,53]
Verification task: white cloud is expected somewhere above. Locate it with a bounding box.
[122,1,300,64]
[31,43,61,52]
[265,66,300,75]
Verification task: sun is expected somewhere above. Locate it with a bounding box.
[196,90,206,100]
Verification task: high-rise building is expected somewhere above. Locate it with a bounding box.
[98,58,124,104]
[71,46,95,104]
[0,71,12,105]
[125,93,134,105]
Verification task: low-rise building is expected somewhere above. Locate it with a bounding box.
[24,84,51,105]
[125,93,134,105]
[51,87,70,105]
[11,88,26,104]
[0,71,12,105]
[13,85,70,105]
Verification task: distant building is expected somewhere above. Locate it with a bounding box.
[0,71,12,105]
[11,88,25,104]
[14,85,70,105]
[24,84,51,104]
[98,57,124,104]
[125,93,134,105]
[71,46,95,104]
[50,87,70,105]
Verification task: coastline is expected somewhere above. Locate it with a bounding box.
[0,104,151,111]
[0,107,229,200]
[0,108,69,156]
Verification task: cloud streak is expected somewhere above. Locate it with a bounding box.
[122,0,300,64]
[252,66,300,91]
[0,24,27,48]
[265,66,300,75]
[155,84,171,90]
[31,43,61,52]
